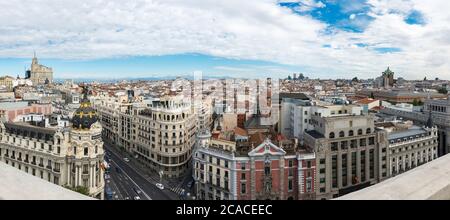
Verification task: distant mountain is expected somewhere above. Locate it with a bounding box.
[55,74,245,83]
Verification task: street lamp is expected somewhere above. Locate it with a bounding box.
[194,176,200,200]
[159,170,164,184]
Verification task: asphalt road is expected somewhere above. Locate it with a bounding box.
[104,146,174,200]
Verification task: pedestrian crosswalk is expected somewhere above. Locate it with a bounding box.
[171,186,185,195]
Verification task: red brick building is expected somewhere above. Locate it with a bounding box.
[194,130,316,200]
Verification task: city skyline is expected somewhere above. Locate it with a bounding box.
[0,0,449,79]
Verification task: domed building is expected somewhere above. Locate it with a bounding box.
[0,85,105,199]
[72,88,98,130]
[68,86,105,199]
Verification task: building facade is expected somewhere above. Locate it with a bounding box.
[380,96,450,157]
[29,55,53,85]
[385,125,438,176]
[0,76,15,91]
[94,93,197,178]
[304,105,389,200]
[0,91,105,199]
[193,129,316,200]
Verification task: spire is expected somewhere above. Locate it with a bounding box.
[32,51,38,65]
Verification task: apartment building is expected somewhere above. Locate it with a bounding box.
[94,92,196,178]
[303,105,389,200]
[376,121,438,176]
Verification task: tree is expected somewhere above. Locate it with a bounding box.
[352,77,359,82]
[424,77,427,81]
[64,185,90,196]
[438,87,448,94]
[287,76,292,80]
[370,92,375,99]
[412,99,424,106]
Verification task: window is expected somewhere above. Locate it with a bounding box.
[339,131,345,137]
[329,132,335,138]
[341,141,348,150]
[366,128,371,134]
[358,129,363,135]
[241,173,246,180]
[84,147,88,156]
[349,130,354,136]
[331,142,338,151]
[241,183,246,194]
[288,179,293,191]
[360,138,366,147]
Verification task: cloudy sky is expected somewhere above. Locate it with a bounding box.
[0,0,449,79]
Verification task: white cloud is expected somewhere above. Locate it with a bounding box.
[0,0,449,79]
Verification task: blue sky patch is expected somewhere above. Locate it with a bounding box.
[279,0,375,33]
[374,47,402,54]
[405,10,426,25]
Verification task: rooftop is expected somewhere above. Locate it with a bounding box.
[388,126,428,141]
[0,101,29,110]
[0,162,94,200]
[305,130,325,139]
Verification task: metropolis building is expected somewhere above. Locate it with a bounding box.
[0,89,105,199]
[94,91,197,178]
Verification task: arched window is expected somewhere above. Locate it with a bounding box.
[366,128,371,134]
[349,130,354,136]
[329,132,335,138]
[339,131,345,138]
[358,129,363,135]
[84,147,88,156]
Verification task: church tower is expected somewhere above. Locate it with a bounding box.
[29,53,53,85]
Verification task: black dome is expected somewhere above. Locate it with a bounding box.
[72,86,98,130]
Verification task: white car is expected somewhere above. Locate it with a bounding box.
[134,196,141,200]
[123,158,130,162]
[156,183,164,190]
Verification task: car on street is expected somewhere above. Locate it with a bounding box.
[123,157,130,162]
[133,187,142,194]
[134,196,141,200]
[156,183,164,190]
[187,180,194,188]
[104,174,110,180]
